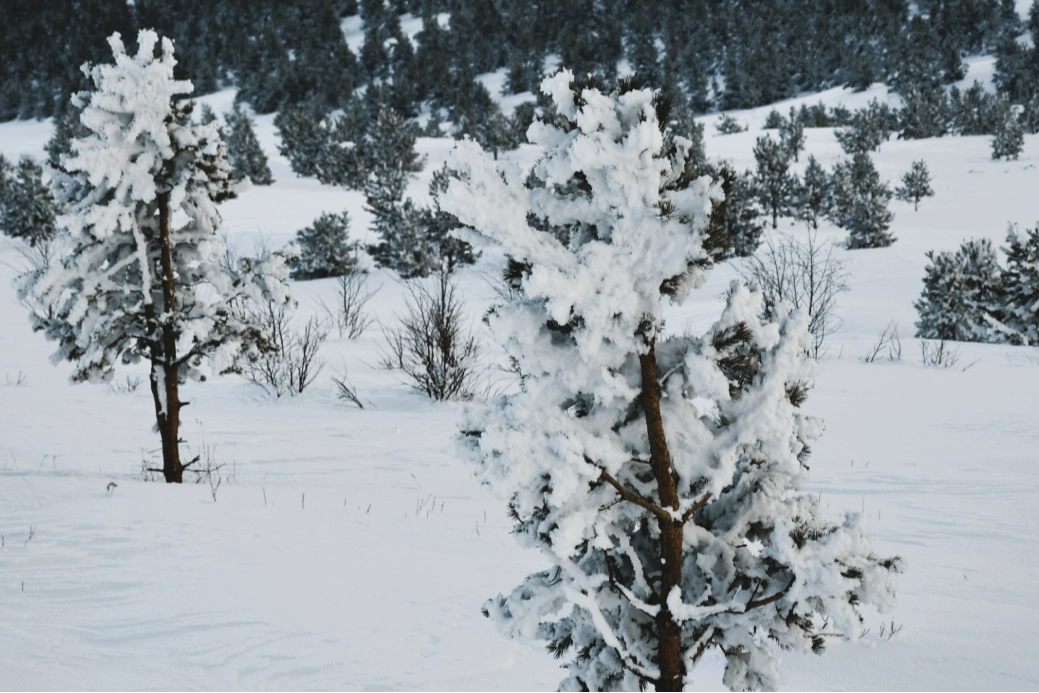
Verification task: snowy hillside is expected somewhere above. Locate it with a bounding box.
[2,74,1038,690]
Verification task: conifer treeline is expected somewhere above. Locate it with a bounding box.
[2,0,1034,122]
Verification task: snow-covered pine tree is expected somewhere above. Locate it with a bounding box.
[831,152,895,249]
[22,30,293,483]
[998,223,1039,344]
[834,101,892,154]
[222,102,273,185]
[1021,91,1039,135]
[365,103,433,277]
[442,70,901,692]
[794,155,830,230]
[291,211,357,280]
[898,86,950,140]
[949,81,996,136]
[45,102,88,169]
[198,103,218,125]
[895,160,934,211]
[274,103,326,178]
[991,99,1025,160]
[763,109,784,129]
[914,238,1004,342]
[420,164,477,274]
[753,134,794,229]
[0,155,60,247]
[706,164,764,258]
[779,110,805,161]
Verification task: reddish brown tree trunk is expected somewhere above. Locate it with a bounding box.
[640,342,685,691]
[150,192,184,484]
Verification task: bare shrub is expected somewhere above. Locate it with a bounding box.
[242,301,328,397]
[331,361,365,409]
[320,269,377,340]
[380,270,481,401]
[919,338,960,369]
[863,321,901,363]
[739,229,850,359]
[107,374,142,394]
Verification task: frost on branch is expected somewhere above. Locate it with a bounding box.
[20,30,292,483]
[444,71,902,691]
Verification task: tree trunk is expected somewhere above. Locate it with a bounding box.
[153,192,184,484]
[640,343,685,692]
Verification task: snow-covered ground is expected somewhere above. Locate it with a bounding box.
[1,81,1038,689]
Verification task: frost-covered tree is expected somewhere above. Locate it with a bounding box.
[222,102,273,185]
[830,153,895,249]
[21,31,292,483]
[914,238,1004,342]
[998,224,1039,344]
[991,100,1025,160]
[0,155,60,247]
[895,160,934,211]
[443,70,902,692]
[794,155,830,229]
[753,134,793,229]
[291,211,357,280]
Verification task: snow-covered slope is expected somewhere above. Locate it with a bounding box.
[1,83,1038,689]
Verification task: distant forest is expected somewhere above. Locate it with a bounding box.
[2,0,1037,122]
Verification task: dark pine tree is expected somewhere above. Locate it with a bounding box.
[915,238,1004,342]
[752,134,794,229]
[223,102,273,185]
[895,160,934,211]
[291,211,357,280]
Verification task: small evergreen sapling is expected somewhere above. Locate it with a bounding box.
[830,152,895,249]
[999,224,1039,344]
[753,134,794,229]
[715,113,746,134]
[443,70,901,693]
[991,100,1025,160]
[365,104,432,277]
[914,238,1004,342]
[222,102,273,185]
[22,31,292,484]
[898,86,950,140]
[794,155,830,229]
[291,211,357,280]
[706,164,763,258]
[274,103,326,178]
[779,110,805,161]
[763,109,784,129]
[895,160,934,211]
[420,164,477,273]
[0,155,60,247]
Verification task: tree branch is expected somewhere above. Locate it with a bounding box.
[585,455,670,521]
[744,576,796,612]
[681,493,712,523]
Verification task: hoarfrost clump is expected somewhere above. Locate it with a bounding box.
[443,70,902,692]
[20,31,292,483]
